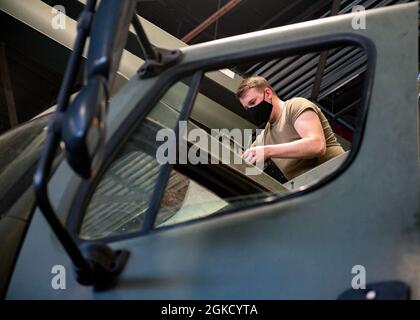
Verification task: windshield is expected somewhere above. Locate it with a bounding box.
[0,114,54,216]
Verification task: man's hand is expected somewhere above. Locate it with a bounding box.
[245,110,326,161]
[242,146,268,165]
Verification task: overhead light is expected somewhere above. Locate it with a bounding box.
[219,68,235,79]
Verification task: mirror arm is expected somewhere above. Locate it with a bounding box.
[33,0,129,290]
[131,13,158,61]
[131,14,183,79]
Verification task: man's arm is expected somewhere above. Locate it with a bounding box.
[250,129,264,148]
[266,109,326,158]
[243,110,326,164]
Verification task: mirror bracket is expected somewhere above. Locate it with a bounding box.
[76,243,130,290]
[137,47,183,79]
[131,14,183,79]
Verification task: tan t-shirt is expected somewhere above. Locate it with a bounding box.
[255,97,344,180]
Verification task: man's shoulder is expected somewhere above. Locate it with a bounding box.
[285,97,319,124]
[287,97,315,107]
[286,97,319,112]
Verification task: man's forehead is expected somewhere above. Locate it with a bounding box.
[241,87,260,104]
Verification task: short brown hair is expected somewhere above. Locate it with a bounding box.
[236,76,275,99]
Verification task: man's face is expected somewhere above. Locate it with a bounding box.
[239,87,268,110]
[239,87,274,126]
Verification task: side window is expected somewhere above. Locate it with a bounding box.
[79,43,369,240]
[79,79,193,239]
[155,171,228,228]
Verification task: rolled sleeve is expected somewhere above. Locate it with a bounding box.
[289,98,319,125]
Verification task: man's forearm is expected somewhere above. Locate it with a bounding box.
[265,137,326,159]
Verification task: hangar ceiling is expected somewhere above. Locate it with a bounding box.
[0,0,418,135]
[136,0,418,44]
[136,0,417,139]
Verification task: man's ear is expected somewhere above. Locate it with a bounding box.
[264,87,273,100]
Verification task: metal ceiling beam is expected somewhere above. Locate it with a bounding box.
[0,43,18,127]
[310,0,341,101]
[181,0,242,44]
[255,0,305,31]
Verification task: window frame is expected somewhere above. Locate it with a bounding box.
[67,33,376,243]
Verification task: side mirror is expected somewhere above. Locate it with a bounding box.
[61,76,108,179]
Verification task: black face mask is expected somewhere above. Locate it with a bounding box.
[248,93,272,127]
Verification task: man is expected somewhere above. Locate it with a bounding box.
[237,76,345,180]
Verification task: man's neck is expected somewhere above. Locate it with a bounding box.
[269,96,284,124]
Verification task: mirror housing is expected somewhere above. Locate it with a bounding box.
[61,76,108,179]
